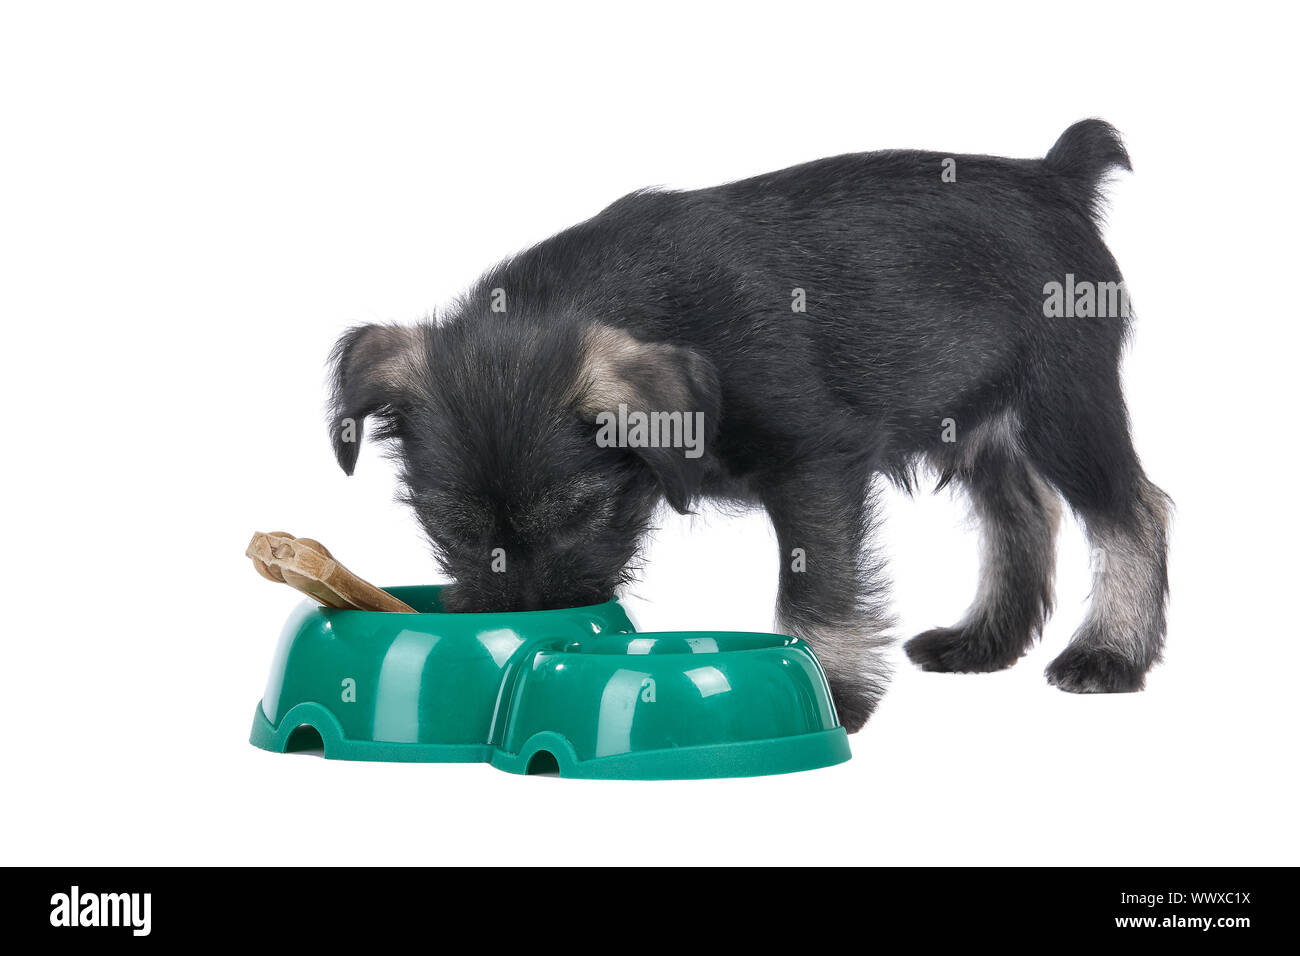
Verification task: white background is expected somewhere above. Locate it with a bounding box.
[3,1,1296,866]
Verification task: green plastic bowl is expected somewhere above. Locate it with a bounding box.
[250,585,850,779]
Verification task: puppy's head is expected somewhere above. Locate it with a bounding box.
[328,317,720,611]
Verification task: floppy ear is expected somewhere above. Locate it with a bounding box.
[574,325,722,513]
[328,323,427,475]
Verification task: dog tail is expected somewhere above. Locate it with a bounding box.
[1043,119,1131,221]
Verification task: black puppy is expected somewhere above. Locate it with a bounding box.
[328,120,1170,732]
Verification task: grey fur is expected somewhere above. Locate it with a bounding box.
[1046,475,1171,692]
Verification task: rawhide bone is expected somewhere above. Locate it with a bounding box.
[246,531,416,613]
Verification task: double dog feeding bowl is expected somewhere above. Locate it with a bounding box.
[250,585,850,779]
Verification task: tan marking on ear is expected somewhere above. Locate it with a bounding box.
[574,325,639,415]
[367,325,427,393]
[572,324,690,419]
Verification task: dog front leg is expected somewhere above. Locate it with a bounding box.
[762,465,893,732]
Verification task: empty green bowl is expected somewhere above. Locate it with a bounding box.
[250,585,850,778]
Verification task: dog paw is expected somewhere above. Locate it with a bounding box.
[825,678,882,734]
[1045,644,1145,693]
[904,625,1024,674]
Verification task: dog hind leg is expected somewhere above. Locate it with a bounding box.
[905,422,1061,673]
[1021,377,1171,692]
[1046,472,1170,691]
